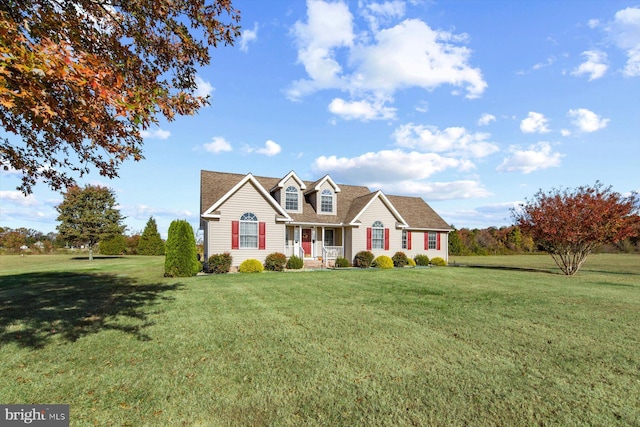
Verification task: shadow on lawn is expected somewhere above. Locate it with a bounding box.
[459,264,558,275]
[0,272,183,349]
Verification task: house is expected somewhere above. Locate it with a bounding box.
[200,170,451,267]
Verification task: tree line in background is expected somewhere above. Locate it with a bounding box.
[0,216,165,256]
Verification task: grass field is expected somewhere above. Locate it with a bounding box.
[1,254,639,426]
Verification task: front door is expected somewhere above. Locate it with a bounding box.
[302,228,312,257]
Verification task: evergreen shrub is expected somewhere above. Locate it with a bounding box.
[99,234,127,255]
[414,254,430,266]
[264,252,287,271]
[138,216,165,255]
[286,255,304,270]
[407,258,416,267]
[334,257,350,268]
[372,255,394,269]
[431,257,447,266]
[392,251,409,267]
[164,220,200,277]
[239,259,264,273]
[207,252,233,274]
[353,250,375,268]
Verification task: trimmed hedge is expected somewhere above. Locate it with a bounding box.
[239,259,264,273]
[207,252,232,274]
[372,255,394,269]
[286,255,304,270]
[392,251,409,268]
[407,258,417,267]
[414,254,430,266]
[334,257,350,268]
[264,252,287,272]
[431,257,447,266]
[353,250,375,268]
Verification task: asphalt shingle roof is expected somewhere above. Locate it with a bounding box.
[200,170,450,230]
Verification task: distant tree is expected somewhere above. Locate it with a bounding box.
[512,182,639,275]
[126,234,141,255]
[138,217,165,255]
[99,233,127,255]
[56,185,125,260]
[448,226,464,256]
[164,220,200,277]
[1,230,25,252]
[1,1,240,194]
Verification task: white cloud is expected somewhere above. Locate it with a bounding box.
[203,136,232,153]
[532,56,555,70]
[328,97,396,120]
[240,23,259,52]
[607,7,640,77]
[288,0,354,99]
[393,123,499,158]
[497,142,562,174]
[0,190,38,206]
[568,108,609,132]
[588,19,600,29]
[520,112,550,134]
[139,128,171,140]
[560,129,572,137]
[377,180,492,200]
[312,149,472,184]
[256,140,282,156]
[288,1,487,102]
[571,50,608,80]
[361,0,406,32]
[478,113,496,126]
[195,76,215,99]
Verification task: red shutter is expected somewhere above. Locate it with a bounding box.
[384,228,390,250]
[436,232,441,250]
[259,222,266,250]
[231,221,239,250]
[407,231,412,250]
[366,228,372,251]
[424,232,428,250]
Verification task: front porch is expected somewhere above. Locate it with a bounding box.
[284,225,344,266]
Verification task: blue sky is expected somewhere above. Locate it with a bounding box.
[1,0,639,238]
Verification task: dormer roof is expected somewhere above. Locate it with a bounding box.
[271,170,307,192]
[303,174,341,195]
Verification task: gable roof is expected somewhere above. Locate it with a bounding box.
[200,170,451,230]
[304,174,341,194]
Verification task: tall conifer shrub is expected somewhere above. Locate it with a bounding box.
[138,217,165,255]
[164,220,200,277]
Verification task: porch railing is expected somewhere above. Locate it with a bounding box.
[285,245,304,259]
[322,246,343,267]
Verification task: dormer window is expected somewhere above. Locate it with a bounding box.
[320,189,333,213]
[285,186,298,210]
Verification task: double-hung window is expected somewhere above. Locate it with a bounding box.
[285,186,298,211]
[320,189,333,213]
[240,212,258,249]
[372,221,385,249]
[428,231,437,250]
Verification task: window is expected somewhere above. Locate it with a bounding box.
[428,231,437,250]
[240,212,258,248]
[402,230,408,249]
[285,186,298,210]
[372,221,384,249]
[324,229,334,246]
[320,189,333,213]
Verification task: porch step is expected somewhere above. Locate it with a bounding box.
[303,259,325,269]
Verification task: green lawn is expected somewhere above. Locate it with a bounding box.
[1,254,639,426]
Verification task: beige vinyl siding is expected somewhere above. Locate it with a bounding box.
[402,231,449,262]
[206,181,285,266]
[352,197,402,258]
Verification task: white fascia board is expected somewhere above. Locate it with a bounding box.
[274,170,307,191]
[306,174,341,194]
[203,173,292,220]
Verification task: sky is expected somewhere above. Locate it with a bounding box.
[1,0,639,238]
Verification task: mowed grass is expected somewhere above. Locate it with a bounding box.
[0,254,639,426]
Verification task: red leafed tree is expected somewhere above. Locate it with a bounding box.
[0,1,240,194]
[512,182,639,275]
